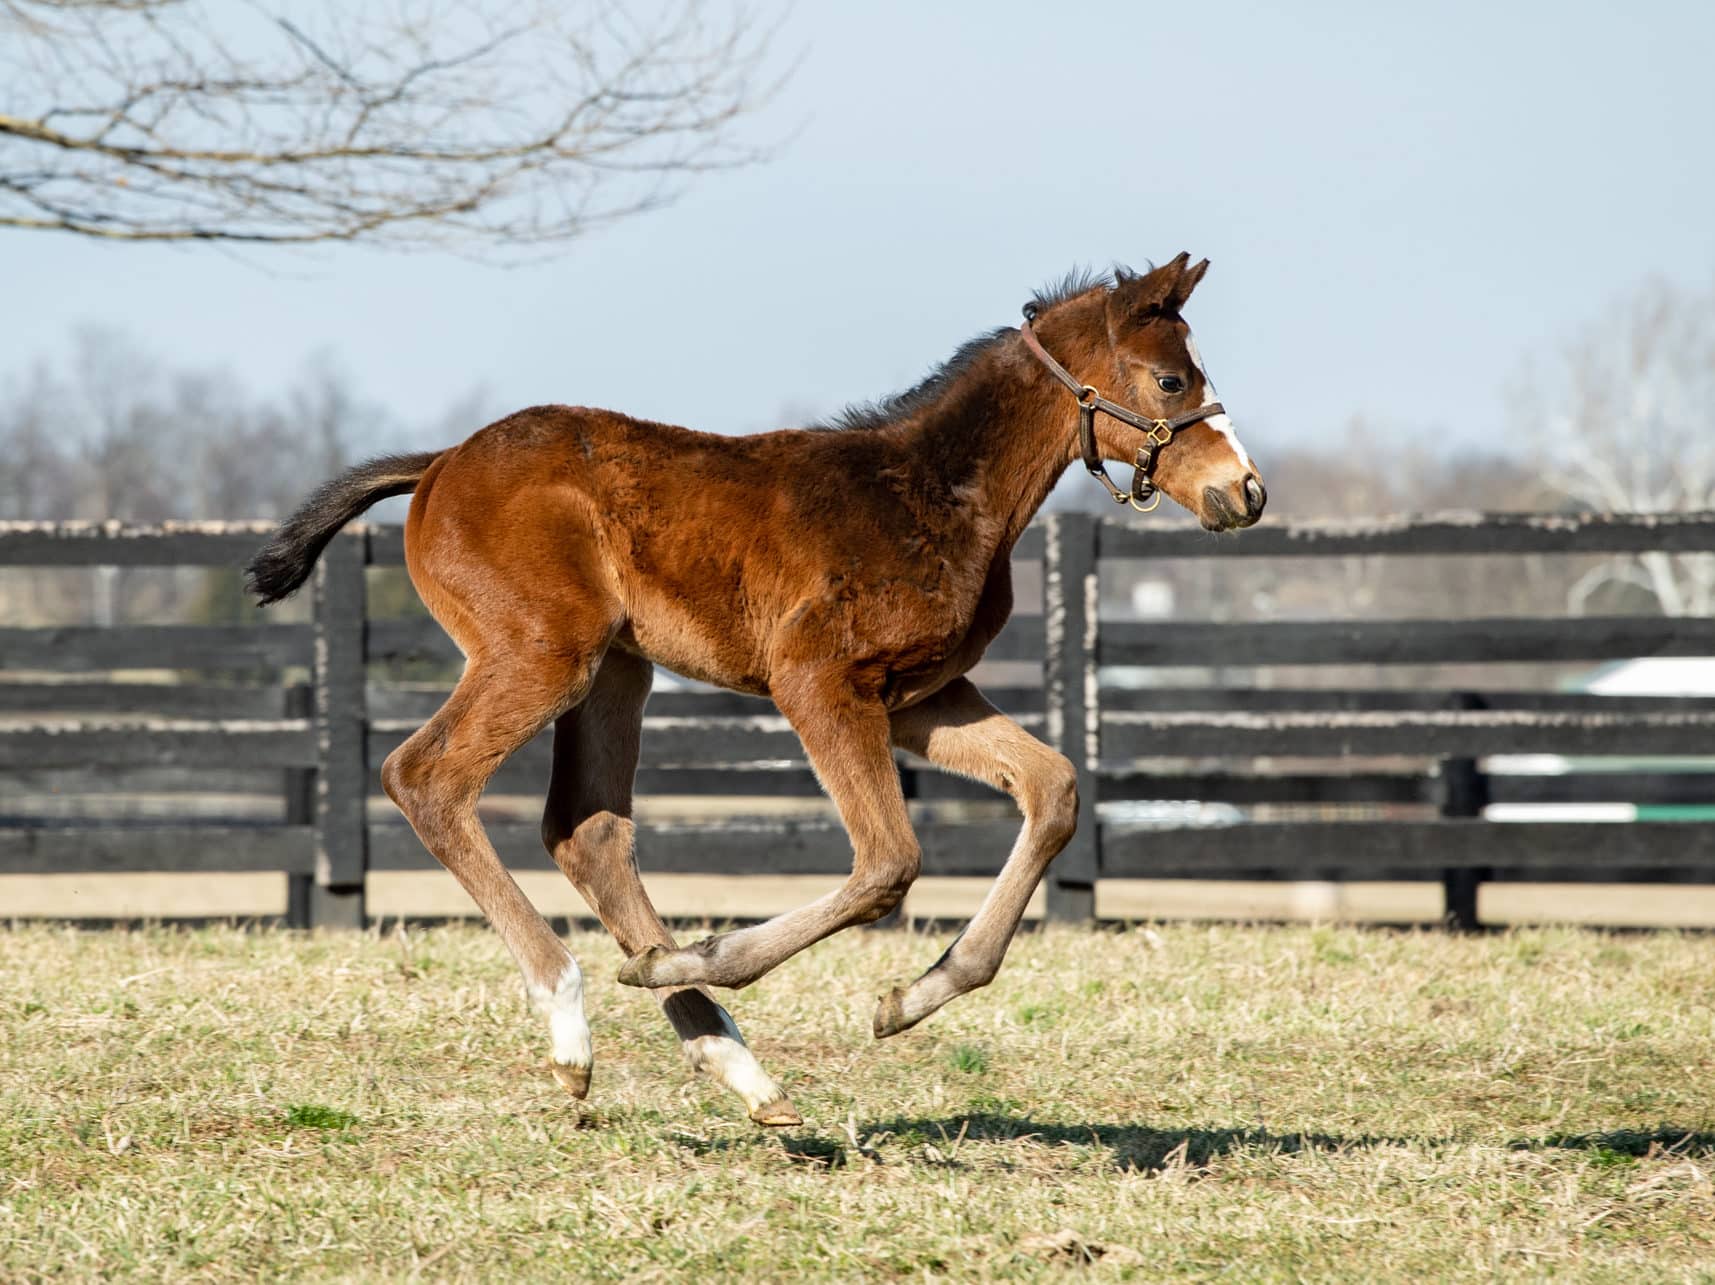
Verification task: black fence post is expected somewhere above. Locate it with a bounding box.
[309,529,368,928]
[1439,692,1491,931]
[1044,512,1100,924]
[282,681,314,929]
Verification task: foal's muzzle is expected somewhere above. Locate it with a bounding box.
[1202,474,1267,531]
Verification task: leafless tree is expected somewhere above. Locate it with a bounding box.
[0,0,782,251]
[1518,278,1715,616]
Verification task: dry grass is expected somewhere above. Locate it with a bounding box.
[2,920,1713,1281]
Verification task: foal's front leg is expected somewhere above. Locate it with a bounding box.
[873,678,1079,1037]
[617,668,920,991]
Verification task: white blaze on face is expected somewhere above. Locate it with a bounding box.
[1184,331,1254,472]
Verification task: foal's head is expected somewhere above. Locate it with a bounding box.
[1084,254,1266,531]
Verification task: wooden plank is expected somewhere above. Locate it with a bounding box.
[0,825,316,874]
[1100,708,1715,760]
[1101,768,1433,805]
[1478,865,1715,885]
[1094,687,1715,714]
[1099,510,1715,560]
[0,682,285,718]
[311,532,367,923]
[1043,513,1099,920]
[1100,616,1715,668]
[0,520,279,567]
[0,765,274,795]
[0,720,316,770]
[1099,820,1715,877]
[1488,773,1715,806]
[0,625,313,672]
[369,819,1021,877]
[12,819,1709,884]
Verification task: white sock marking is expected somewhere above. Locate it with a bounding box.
[1184,331,1255,472]
[527,959,592,1070]
[685,1007,787,1111]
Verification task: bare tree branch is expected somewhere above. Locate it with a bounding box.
[0,0,785,253]
[1517,277,1715,616]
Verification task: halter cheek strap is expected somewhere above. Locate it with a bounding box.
[1019,310,1226,514]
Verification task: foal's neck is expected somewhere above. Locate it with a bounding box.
[898,317,1097,553]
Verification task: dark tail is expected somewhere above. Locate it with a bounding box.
[246,451,441,606]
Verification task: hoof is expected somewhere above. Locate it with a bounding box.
[749,1097,803,1128]
[617,945,672,989]
[873,987,913,1040]
[550,1060,592,1100]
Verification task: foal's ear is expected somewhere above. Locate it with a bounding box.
[1113,252,1208,319]
[1168,257,1211,309]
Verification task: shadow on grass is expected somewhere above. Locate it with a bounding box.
[835,1113,1715,1173]
[1521,1126,1715,1159]
[859,1114,1371,1171]
[670,1114,1715,1173]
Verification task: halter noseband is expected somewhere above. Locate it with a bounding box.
[1019,305,1226,514]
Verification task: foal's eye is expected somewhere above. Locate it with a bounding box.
[1156,375,1185,394]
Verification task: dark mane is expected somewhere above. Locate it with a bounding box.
[822,262,1145,433]
[1024,261,1145,317]
[820,327,1011,432]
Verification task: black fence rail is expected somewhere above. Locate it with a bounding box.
[2,512,1712,929]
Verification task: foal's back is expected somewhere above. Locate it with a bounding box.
[401,403,993,694]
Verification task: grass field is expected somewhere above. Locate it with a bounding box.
[3,921,1713,1281]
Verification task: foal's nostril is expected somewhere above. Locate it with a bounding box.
[1243,474,1267,517]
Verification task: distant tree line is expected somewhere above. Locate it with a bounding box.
[0,329,487,627]
[0,327,489,523]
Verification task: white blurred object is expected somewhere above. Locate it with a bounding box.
[1484,803,1637,823]
[1129,579,1175,620]
[1582,657,1715,697]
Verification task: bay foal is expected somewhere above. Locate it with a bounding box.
[248,254,1265,1124]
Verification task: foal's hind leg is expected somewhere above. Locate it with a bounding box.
[382,656,601,1097]
[873,678,1079,1037]
[617,666,920,990]
[542,649,800,1126]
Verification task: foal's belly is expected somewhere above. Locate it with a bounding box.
[612,614,773,697]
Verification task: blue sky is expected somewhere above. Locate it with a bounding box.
[4,0,1713,466]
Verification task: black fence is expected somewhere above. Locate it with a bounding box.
[2,512,1713,929]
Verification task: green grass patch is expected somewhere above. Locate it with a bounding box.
[283,1103,359,1131]
[947,1043,990,1075]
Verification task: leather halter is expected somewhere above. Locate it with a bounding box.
[1019,308,1226,513]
